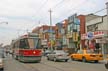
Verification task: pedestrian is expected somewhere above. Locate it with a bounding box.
[89,41,95,52]
[95,43,100,53]
[76,43,80,52]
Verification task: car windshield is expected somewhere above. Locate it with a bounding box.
[86,50,97,54]
[0,48,4,58]
[86,50,93,53]
[45,50,51,52]
[54,51,66,54]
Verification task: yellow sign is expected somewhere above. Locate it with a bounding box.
[66,33,72,38]
[51,40,55,46]
[73,32,78,42]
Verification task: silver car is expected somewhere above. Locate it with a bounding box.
[47,50,69,62]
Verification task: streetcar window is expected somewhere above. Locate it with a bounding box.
[37,39,41,49]
[34,38,38,48]
[19,39,29,49]
[28,38,35,49]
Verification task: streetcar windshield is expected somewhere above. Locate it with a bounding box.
[28,38,41,49]
[19,38,41,49]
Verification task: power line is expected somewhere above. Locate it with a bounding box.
[30,0,106,31]
[94,8,106,14]
[51,0,65,9]
[33,0,65,26]
[27,0,49,31]
[62,0,88,17]
[38,0,48,11]
[41,0,88,24]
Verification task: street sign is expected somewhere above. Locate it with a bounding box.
[87,32,93,39]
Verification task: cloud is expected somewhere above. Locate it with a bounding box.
[0,0,106,45]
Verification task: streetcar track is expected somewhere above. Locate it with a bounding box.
[8,56,64,71]
[40,62,65,71]
[8,56,78,71]
[20,61,65,71]
[10,56,40,71]
[6,56,77,71]
[25,61,65,71]
[19,62,40,71]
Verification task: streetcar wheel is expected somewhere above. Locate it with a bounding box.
[94,60,98,63]
[71,56,74,61]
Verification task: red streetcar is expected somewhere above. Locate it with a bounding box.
[11,33,42,62]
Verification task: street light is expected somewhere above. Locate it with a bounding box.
[0,22,8,24]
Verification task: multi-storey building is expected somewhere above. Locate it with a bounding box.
[85,14,104,32]
[85,14,108,53]
[55,20,68,49]
[78,15,86,48]
[32,25,56,49]
[66,14,81,53]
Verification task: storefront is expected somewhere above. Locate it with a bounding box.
[81,30,108,54]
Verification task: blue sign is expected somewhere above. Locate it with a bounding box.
[74,18,80,25]
[87,32,93,39]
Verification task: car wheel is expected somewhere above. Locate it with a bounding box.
[82,57,86,62]
[94,60,99,63]
[47,57,49,60]
[105,63,108,69]
[65,59,68,62]
[54,58,57,62]
[0,68,4,70]
[71,56,74,61]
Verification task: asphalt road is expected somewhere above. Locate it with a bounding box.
[4,55,108,71]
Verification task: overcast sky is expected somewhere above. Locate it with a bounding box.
[0,0,107,45]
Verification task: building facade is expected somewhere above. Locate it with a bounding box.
[85,14,108,53]
[32,25,56,49]
[55,20,68,49]
[66,14,80,53]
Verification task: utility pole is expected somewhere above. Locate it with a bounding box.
[26,29,29,34]
[49,9,53,51]
[102,2,108,64]
[106,2,108,29]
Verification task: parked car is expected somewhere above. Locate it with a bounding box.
[0,48,4,70]
[105,61,108,69]
[47,50,69,62]
[44,50,52,56]
[70,49,103,63]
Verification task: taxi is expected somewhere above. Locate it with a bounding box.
[70,49,103,63]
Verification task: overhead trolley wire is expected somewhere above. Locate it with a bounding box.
[94,8,106,14]
[29,0,66,30]
[51,0,65,9]
[28,0,49,31]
